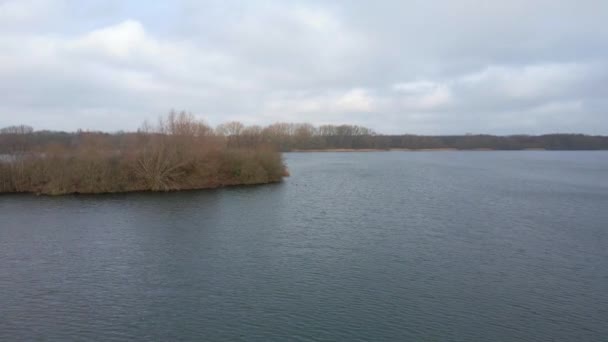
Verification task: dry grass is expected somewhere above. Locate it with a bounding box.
[0,112,286,195]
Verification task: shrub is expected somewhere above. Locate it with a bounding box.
[0,113,287,195]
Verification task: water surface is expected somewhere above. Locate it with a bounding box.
[1,151,607,341]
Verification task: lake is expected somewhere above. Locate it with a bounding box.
[1,151,607,341]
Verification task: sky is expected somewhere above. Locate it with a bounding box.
[0,0,607,134]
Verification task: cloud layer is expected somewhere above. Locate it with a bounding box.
[1,0,606,134]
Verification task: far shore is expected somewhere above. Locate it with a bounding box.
[290,148,550,152]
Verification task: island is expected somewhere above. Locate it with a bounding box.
[0,112,287,195]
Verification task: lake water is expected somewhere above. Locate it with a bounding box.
[1,151,607,341]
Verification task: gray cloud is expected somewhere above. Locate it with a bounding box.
[0,0,606,134]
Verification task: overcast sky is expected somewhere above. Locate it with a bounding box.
[1,0,607,134]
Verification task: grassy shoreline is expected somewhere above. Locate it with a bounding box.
[289,148,554,152]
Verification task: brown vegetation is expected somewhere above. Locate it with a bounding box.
[0,112,286,195]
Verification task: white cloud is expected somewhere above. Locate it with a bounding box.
[262,88,376,123]
[0,0,65,29]
[459,63,591,100]
[392,81,452,110]
[334,89,375,112]
[0,0,606,134]
[68,20,149,60]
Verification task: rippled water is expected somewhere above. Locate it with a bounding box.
[1,151,607,341]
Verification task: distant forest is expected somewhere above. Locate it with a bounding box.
[2,120,608,154]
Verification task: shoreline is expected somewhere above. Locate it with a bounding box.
[289,148,554,152]
[0,178,285,197]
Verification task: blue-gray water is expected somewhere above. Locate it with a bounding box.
[1,152,607,341]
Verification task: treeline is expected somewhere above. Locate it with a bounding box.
[178,121,608,151]
[0,122,379,154]
[2,119,608,158]
[214,123,608,151]
[0,112,286,195]
[170,121,608,151]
